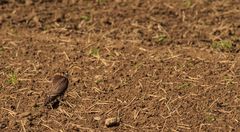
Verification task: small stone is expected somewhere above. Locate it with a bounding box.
[105,117,120,127]
[93,116,101,121]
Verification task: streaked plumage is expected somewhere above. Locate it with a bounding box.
[44,74,69,106]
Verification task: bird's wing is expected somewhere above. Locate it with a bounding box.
[50,77,69,97]
[52,75,64,84]
[44,76,69,105]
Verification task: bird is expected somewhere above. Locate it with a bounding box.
[44,73,69,107]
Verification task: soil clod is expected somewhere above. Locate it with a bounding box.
[105,117,120,127]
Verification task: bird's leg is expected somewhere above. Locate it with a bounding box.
[57,95,64,104]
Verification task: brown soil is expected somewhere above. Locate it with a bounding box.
[0,0,240,131]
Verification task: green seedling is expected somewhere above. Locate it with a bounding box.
[178,82,191,89]
[10,28,18,35]
[6,73,18,85]
[154,34,167,44]
[158,35,167,43]
[205,114,215,122]
[183,0,192,8]
[134,62,143,69]
[223,75,233,85]
[89,48,100,59]
[94,75,103,83]
[95,79,103,83]
[80,15,91,21]
[212,40,233,51]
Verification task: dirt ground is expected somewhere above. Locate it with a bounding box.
[0,0,240,131]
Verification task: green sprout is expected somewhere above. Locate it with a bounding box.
[95,79,103,83]
[80,15,91,21]
[89,48,100,59]
[6,73,18,85]
[178,82,191,89]
[94,75,104,84]
[154,34,167,44]
[223,75,233,85]
[212,40,233,51]
[205,114,215,122]
[183,0,192,8]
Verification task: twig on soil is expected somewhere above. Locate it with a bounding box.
[56,52,70,61]
[138,80,143,89]
[104,105,119,115]
[16,88,29,92]
[217,109,232,114]
[171,128,179,132]
[163,3,174,9]
[162,54,182,61]
[87,101,110,111]
[138,46,149,52]
[69,65,81,75]
[18,78,32,81]
[69,123,94,132]
[63,51,70,61]
[67,91,81,99]
[29,62,37,71]
[16,100,21,110]
[59,38,72,43]
[209,97,219,109]
[58,108,72,118]
[177,123,191,130]
[64,101,75,108]
[133,109,140,120]
[199,123,212,132]
[1,107,17,117]
[234,119,239,123]
[122,97,136,109]
[42,124,55,131]
[20,120,26,132]
[21,67,30,75]
[122,123,136,129]
[53,120,63,127]
[92,86,103,93]
[165,97,172,112]
[161,120,167,132]
[36,79,51,83]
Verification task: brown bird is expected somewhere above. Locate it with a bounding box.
[44,73,69,107]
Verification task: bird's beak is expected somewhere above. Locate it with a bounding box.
[63,72,69,78]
